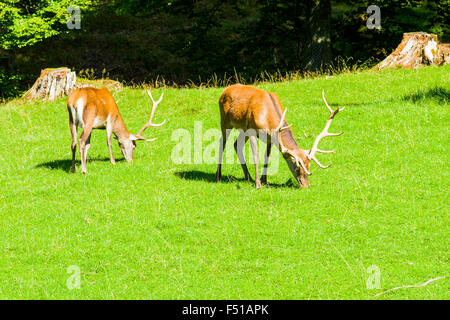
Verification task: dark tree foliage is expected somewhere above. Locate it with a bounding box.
[302,0,332,70]
[1,0,448,99]
[331,0,449,62]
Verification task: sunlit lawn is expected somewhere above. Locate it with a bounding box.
[0,65,448,299]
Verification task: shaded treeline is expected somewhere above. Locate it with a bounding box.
[1,0,448,98]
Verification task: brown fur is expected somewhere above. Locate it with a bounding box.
[67,87,136,174]
[67,87,129,133]
[216,84,310,188]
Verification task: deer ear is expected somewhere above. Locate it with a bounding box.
[129,134,138,141]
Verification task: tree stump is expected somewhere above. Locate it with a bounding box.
[23,68,123,102]
[438,43,450,65]
[23,67,76,102]
[374,32,450,70]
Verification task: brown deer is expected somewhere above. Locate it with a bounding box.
[67,87,165,174]
[216,84,344,188]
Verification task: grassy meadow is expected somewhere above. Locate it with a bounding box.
[0,66,448,299]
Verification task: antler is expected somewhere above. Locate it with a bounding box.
[136,90,166,139]
[307,90,344,169]
[274,109,292,132]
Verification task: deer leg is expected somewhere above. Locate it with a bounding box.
[106,123,115,165]
[249,135,261,189]
[216,127,230,182]
[79,126,93,174]
[69,113,78,173]
[234,132,251,181]
[261,142,272,184]
[84,133,91,161]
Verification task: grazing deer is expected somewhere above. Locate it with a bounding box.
[216,84,344,188]
[67,87,165,174]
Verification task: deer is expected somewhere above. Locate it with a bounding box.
[67,87,166,174]
[215,84,344,188]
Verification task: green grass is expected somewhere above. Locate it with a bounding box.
[0,66,448,299]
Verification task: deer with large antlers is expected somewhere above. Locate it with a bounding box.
[67,87,165,174]
[216,84,344,188]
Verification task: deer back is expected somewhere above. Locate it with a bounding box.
[68,87,126,131]
[219,84,299,149]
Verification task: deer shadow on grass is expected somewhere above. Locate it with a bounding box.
[328,87,448,108]
[174,170,297,188]
[401,87,449,104]
[36,157,125,172]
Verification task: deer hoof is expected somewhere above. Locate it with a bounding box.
[255,181,262,189]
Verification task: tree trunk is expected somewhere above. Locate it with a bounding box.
[301,0,332,71]
[374,32,450,70]
[22,68,76,102]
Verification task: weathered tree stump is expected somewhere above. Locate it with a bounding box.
[23,67,76,102]
[23,67,123,102]
[374,32,450,70]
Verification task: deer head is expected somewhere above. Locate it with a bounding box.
[276,91,344,187]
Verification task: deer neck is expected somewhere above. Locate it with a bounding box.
[111,114,132,140]
[278,128,300,155]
